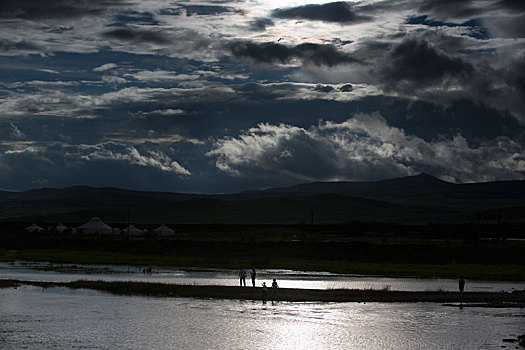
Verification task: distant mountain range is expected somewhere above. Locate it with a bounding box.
[1,174,524,224]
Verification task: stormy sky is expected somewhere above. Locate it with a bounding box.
[1,0,524,193]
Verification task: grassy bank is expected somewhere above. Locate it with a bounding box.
[1,248,524,281]
[1,227,524,281]
[2,279,524,306]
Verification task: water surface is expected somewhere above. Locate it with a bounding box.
[1,285,523,349]
[2,261,524,292]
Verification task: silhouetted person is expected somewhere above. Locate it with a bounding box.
[459,277,465,307]
[251,268,256,287]
[459,277,465,293]
[239,268,247,287]
[271,278,279,300]
[262,282,267,304]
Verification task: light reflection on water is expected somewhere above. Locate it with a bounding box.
[2,261,525,292]
[1,285,523,350]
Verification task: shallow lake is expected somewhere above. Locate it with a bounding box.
[2,261,525,292]
[1,285,524,349]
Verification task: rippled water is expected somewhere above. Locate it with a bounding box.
[2,261,525,292]
[1,285,524,349]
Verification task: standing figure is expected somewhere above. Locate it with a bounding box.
[251,268,257,287]
[262,282,268,304]
[458,276,465,308]
[459,277,465,293]
[239,268,247,287]
[271,278,279,300]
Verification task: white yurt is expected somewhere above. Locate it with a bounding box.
[154,224,174,236]
[25,223,44,233]
[55,223,68,233]
[78,217,112,234]
[122,224,144,236]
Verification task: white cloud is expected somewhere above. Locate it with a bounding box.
[9,123,26,139]
[77,142,191,175]
[4,146,41,154]
[108,133,204,146]
[208,113,525,183]
[102,75,128,84]
[139,108,185,116]
[124,70,200,82]
[93,63,117,72]
[0,89,95,118]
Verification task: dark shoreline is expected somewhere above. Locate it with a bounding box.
[2,227,524,281]
[2,279,524,307]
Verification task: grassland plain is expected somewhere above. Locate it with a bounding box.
[1,223,524,281]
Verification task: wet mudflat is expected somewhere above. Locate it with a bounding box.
[2,279,525,305]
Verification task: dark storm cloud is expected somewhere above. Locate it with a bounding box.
[493,0,525,12]
[248,17,275,32]
[482,15,525,38]
[233,82,284,99]
[232,81,340,101]
[340,84,353,92]
[181,5,244,16]
[501,56,525,103]
[406,16,489,40]
[157,8,182,16]
[159,4,243,17]
[271,1,372,24]
[102,28,170,45]
[110,11,160,27]
[411,0,525,39]
[0,39,42,54]
[0,0,122,20]
[417,0,484,19]
[227,41,362,66]
[314,84,334,93]
[378,39,474,90]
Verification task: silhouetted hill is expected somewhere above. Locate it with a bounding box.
[241,173,455,200]
[0,174,524,223]
[244,173,525,200]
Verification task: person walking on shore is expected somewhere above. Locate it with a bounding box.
[251,268,256,287]
[239,268,247,287]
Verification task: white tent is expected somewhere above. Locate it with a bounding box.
[25,223,44,232]
[122,224,144,236]
[154,224,174,236]
[78,217,112,234]
[55,223,68,233]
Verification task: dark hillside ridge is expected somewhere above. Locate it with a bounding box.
[240,173,525,200]
[1,174,524,224]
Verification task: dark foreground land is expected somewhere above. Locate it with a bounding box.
[1,223,524,281]
[2,279,524,307]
